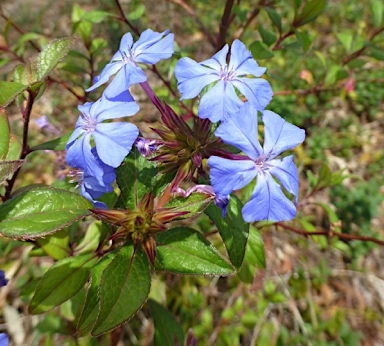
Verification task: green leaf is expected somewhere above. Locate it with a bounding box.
[127,4,145,20]
[37,37,76,80]
[0,186,93,240]
[149,300,184,346]
[295,29,313,53]
[365,47,384,61]
[245,226,265,268]
[92,244,151,336]
[264,8,282,33]
[31,132,71,151]
[205,195,249,269]
[316,162,332,188]
[77,249,120,332]
[6,134,22,160]
[75,221,103,255]
[258,25,277,47]
[0,81,28,108]
[81,11,113,23]
[115,147,158,209]
[0,110,10,159]
[0,160,24,185]
[156,227,234,275]
[314,51,327,68]
[164,192,213,219]
[89,38,108,56]
[249,41,274,60]
[29,253,97,314]
[36,229,71,260]
[372,0,384,28]
[294,0,327,27]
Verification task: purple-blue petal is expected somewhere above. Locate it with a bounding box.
[0,333,8,346]
[208,156,257,197]
[135,33,174,64]
[175,57,219,99]
[262,110,306,159]
[93,122,139,167]
[119,32,134,51]
[66,127,84,149]
[200,44,228,70]
[86,61,123,92]
[232,77,273,112]
[229,39,266,77]
[242,172,297,222]
[215,102,263,159]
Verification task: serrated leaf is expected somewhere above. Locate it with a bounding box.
[205,196,249,269]
[264,8,282,33]
[0,186,93,240]
[29,253,97,314]
[77,249,120,332]
[259,25,277,47]
[295,29,313,53]
[249,41,274,60]
[0,160,24,185]
[115,147,158,209]
[294,0,327,27]
[0,110,10,159]
[36,229,71,260]
[149,299,184,346]
[164,192,213,219]
[0,81,28,108]
[31,132,71,151]
[92,244,150,336]
[156,227,234,275]
[372,0,384,28]
[37,37,76,80]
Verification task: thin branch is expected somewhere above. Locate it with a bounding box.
[217,0,235,49]
[276,222,384,246]
[232,7,261,42]
[167,0,217,49]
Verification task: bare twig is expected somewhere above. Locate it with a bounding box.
[217,0,235,49]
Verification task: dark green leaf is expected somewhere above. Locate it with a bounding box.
[29,253,97,314]
[164,192,213,219]
[372,0,384,28]
[249,41,274,60]
[156,227,234,275]
[259,25,277,46]
[0,81,28,108]
[365,47,384,61]
[264,8,282,33]
[0,160,24,185]
[205,195,249,269]
[149,300,184,346]
[77,249,120,332]
[244,225,265,268]
[37,37,76,80]
[92,244,150,335]
[0,186,93,240]
[295,29,313,53]
[0,110,10,159]
[115,147,158,209]
[31,132,71,151]
[294,0,327,27]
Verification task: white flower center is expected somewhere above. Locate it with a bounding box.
[219,65,236,83]
[121,49,135,64]
[80,113,97,133]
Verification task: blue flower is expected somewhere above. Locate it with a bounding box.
[175,39,273,123]
[208,103,305,222]
[86,29,174,99]
[0,270,8,288]
[66,92,139,184]
[0,334,8,346]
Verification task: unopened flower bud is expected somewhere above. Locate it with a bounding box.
[142,236,157,267]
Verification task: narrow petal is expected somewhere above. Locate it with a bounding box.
[215,102,262,159]
[229,39,267,77]
[92,93,139,121]
[86,61,123,92]
[93,122,139,167]
[175,57,219,99]
[77,102,93,115]
[242,172,297,222]
[80,184,108,209]
[200,44,228,70]
[262,110,306,159]
[208,156,257,197]
[198,81,243,122]
[119,32,134,51]
[104,64,147,99]
[133,29,170,53]
[268,155,299,203]
[232,77,273,112]
[135,33,174,64]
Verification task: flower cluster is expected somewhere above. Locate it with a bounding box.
[175,40,305,222]
[66,29,174,208]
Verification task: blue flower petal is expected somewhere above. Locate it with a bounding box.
[229,39,266,77]
[0,333,9,346]
[262,110,306,159]
[135,33,174,64]
[104,64,147,99]
[199,81,243,122]
[200,44,228,70]
[268,155,299,203]
[86,61,123,92]
[119,32,134,51]
[175,57,219,99]
[133,29,169,53]
[232,77,273,112]
[208,156,257,197]
[93,122,139,167]
[242,172,297,222]
[66,127,84,149]
[215,102,263,159]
